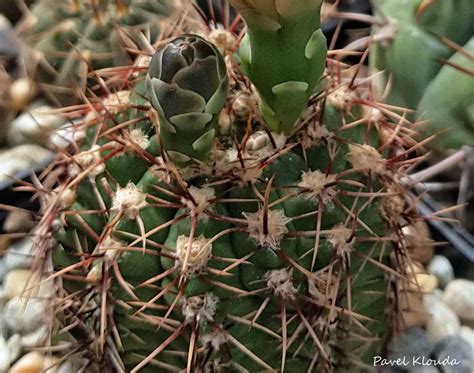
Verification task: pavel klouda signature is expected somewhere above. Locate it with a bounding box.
[374,356,462,367]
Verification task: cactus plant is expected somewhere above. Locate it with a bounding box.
[19,0,177,104]
[371,0,473,110]
[417,37,474,149]
[370,0,474,149]
[31,1,419,371]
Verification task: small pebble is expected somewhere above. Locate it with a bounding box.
[428,255,454,288]
[388,327,434,368]
[3,269,54,300]
[3,297,46,334]
[7,104,65,146]
[432,335,472,373]
[5,238,35,271]
[443,280,474,322]
[0,144,53,186]
[413,273,439,293]
[0,335,11,372]
[0,260,6,283]
[8,78,38,110]
[9,351,44,373]
[7,333,21,363]
[425,297,460,342]
[3,210,36,234]
[21,324,49,348]
[4,269,33,299]
[457,326,474,367]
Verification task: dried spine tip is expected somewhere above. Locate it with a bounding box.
[266,269,296,299]
[298,170,337,203]
[328,224,354,257]
[176,235,212,274]
[243,208,290,249]
[112,182,146,219]
[347,144,386,174]
[182,293,219,324]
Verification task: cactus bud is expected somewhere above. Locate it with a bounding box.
[146,34,229,163]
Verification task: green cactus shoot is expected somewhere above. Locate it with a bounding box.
[30,1,418,371]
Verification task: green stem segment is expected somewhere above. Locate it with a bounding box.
[231,0,327,133]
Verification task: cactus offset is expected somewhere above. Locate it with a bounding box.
[371,0,474,149]
[31,2,419,371]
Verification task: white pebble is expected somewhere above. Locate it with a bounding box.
[0,336,11,372]
[425,297,460,342]
[3,269,54,300]
[7,334,21,363]
[7,104,65,146]
[0,144,53,185]
[5,238,35,271]
[427,255,454,288]
[443,279,474,322]
[21,324,49,348]
[3,297,47,334]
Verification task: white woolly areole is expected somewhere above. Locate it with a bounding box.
[129,128,150,150]
[102,90,131,114]
[184,186,215,216]
[201,329,228,351]
[326,86,354,110]
[382,188,404,222]
[182,293,219,324]
[298,170,337,204]
[328,224,354,257]
[56,188,76,209]
[266,269,297,299]
[73,144,105,177]
[243,208,290,249]
[112,182,146,219]
[347,144,386,174]
[176,235,212,274]
[301,124,334,148]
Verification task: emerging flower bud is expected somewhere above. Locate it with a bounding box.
[146,34,229,163]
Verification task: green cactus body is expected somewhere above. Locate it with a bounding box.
[230,0,327,134]
[371,0,473,109]
[417,37,474,149]
[371,0,474,149]
[35,3,416,371]
[20,0,174,104]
